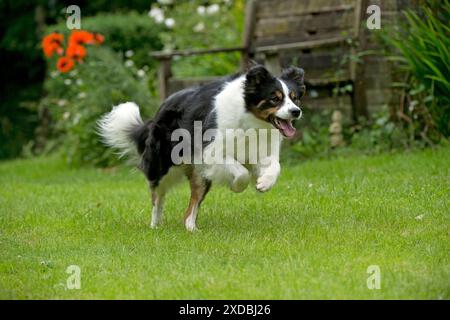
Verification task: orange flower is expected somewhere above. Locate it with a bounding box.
[92,33,105,45]
[66,43,86,62]
[43,43,64,57]
[42,32,64,57]
[56,56,75,73]
[68,30,94,46]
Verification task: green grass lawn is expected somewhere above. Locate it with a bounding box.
[0,147,449,299]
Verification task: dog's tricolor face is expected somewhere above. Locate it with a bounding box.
[244,65,306,138]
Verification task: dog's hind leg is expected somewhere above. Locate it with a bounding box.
[184,169,211,232]
[150,188,165,229]
[148,166,185,229]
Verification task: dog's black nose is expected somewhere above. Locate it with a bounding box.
[291,109,301,118]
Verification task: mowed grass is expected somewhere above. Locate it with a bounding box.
[0,147,449,299]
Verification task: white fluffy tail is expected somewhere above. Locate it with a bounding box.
[97,102,143,158]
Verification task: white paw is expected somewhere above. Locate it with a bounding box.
[150,217,161,229]
[150,222,159,229]
[150,219,163,229]
[256,175,276,192]
[150,209,162,229]
[185,218,198,232]
[230,171,250,193]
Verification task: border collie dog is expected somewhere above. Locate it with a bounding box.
[98,65,305,231]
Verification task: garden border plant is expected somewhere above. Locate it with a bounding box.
[33,12,165,167]
[381,0,450,144]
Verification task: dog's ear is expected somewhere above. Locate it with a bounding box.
[281,66,306,96]
[246,65,274,86]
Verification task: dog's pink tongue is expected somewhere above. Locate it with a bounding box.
[279,120,296,138]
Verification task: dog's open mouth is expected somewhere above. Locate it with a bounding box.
[269,116,296,138]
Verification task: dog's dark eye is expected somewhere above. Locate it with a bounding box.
[299,85,306,98]
[270,92,282,104]
[270,90,283,104]
[271,97,280,103]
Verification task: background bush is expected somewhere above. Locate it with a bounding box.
[0,1,46,160]
[382,0,450,141]
[152,0,245,77]
[36,12,165,167]
[0,1,158,160]
[47,12,164,69]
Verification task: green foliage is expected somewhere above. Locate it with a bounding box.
[152,0,245,77]
[36,12,166,167]
[47,12,165,69]
[289,105,433,162]
[347,106,417,152]
[0,2,162,160]
[289,110,333,160]
[0,1,46,159]
[65,0,157,14]
[38,47,157,167]
[383,1,450,138]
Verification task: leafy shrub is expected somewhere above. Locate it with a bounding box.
[288,104,427,162]
[288,109,333,160]
[1,2,162,160]
[149,0,245,77]
[382,1,450,140]
[0,1,46,159]
[346,106,415,152]
[38,46,157,167]
[47,12,165,69]
[33,12,165,167]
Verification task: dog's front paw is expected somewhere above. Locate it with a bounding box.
[256,175,277,192]
[230,171,250,193]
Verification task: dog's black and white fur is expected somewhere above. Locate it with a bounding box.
[98,65,305,231]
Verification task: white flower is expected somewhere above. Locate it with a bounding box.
[207,4,220,15]
[415,214,425,220]
[76,79,83,86]
[149,7,163,17]
[164,18,175,28]
[125,60,134,67]
[193,22,205,33]
[197,5,206,15]
[77,92,86,99]
[137,69,146,78]
[69,70,78,77]
[125,50,134,58]
[308,183,313,188]
[149,7,164,24]
[63,111,70,120]
[154,15,164,24]
[50,71,59,78]
[57,99,67,107]
[63,79,72,86]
